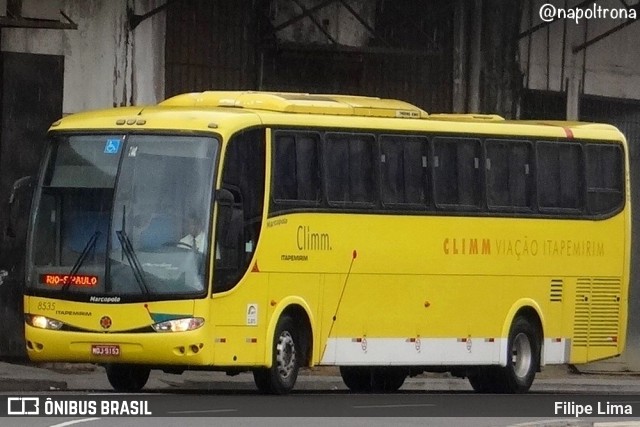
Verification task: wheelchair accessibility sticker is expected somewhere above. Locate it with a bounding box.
[104,139,121,154]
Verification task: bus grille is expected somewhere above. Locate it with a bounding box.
[573,277,621,347]
[549,279,563,302]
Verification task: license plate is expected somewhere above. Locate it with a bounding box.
[91,344,120,356]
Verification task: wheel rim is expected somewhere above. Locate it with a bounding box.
[276,330,296,380]
[511,332,532,379]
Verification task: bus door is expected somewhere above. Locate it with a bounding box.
[212,129,267,365]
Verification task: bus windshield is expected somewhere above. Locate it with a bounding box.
[26,134,218,301]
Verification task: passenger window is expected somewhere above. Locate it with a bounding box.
[586,144,624,214]
[537,142,583,211]
[433,137,481,208]
[272,132,321,203]
[325,133,376,205]
[485,140,533,210]
[380,135,429,207]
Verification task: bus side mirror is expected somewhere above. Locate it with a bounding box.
[6,176,36,239]
[8,176,35,205]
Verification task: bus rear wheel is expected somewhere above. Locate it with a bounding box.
[253,315,300,395]
[105,364,150,392]
[340,367,407,393]
[502,316,540,393]
[469,316,540,393]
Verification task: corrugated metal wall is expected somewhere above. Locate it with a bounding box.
[164,0,453,112]
[257,48,451,112]
[164,0,257,96]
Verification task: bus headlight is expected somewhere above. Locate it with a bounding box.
[151,317,204,332]
[25,314,64,330]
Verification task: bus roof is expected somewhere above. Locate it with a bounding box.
[50,91,625,143]
[158,91,429,119]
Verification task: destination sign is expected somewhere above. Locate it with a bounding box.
[40,274,99,287]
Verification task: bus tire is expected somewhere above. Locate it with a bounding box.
[340,366,372,392]
[468,367,500,393]
[253,315,300,395]
[371,367,407,392]
[105,364,150,392]
[469,316,540,393]
[500,316,540,393]
[340,367,407,393]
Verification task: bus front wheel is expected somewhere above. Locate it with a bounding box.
[105,364,150,392]
[253,315,300,395]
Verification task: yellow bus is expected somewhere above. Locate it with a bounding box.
[24,91,630,394]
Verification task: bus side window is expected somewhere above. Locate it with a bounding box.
[585,144,624,214]
[485,139,533,211]
[380,135,429,208]
[433,137,482,209]
[537,141,583,211]
[272,132,321,205]
[325,133,376,206]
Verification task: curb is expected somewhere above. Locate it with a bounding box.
[0,378,67,392]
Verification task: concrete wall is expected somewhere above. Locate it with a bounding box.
[0,0,166,114]
[520,0,640,101]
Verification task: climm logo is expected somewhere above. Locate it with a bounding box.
[443,238,491,255]
[297,225,331,251]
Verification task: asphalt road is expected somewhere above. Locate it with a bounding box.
[2,362,640,425]
[0,416,611,427]
[2,389,640,425]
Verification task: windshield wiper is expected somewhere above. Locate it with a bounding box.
[116,228,151,295]
[62,231,101,292]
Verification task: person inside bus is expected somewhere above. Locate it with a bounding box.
[177,211,206,254]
